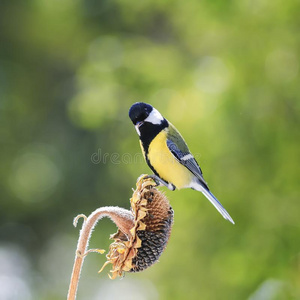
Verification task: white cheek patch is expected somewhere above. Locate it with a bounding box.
[144,108,164,125]
[135,125,141,136]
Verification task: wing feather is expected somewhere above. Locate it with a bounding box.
[166,139,209,190]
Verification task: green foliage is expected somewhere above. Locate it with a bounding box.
[0,0,299,299]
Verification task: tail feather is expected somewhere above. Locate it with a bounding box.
[191,181,235,224]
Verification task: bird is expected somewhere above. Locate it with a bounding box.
[129,102,234,224]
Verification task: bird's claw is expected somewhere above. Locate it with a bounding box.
[144,175,161,187]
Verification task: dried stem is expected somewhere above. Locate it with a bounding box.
[67,206,134,300]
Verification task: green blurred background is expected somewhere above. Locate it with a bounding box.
[0,0,299,299]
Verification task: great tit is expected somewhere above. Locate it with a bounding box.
[129,102,234,224]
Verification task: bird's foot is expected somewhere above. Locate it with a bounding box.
[144,175,176,191]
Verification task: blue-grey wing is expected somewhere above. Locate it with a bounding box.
[166,139,209,190]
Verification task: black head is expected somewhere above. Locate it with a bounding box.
[129,102,153,125]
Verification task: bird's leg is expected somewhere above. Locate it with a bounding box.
[145,175,176,191]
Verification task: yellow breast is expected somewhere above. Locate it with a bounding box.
[146,130,193,189]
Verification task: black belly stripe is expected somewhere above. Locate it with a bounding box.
[139,120,168,155]
[139,120,169,183]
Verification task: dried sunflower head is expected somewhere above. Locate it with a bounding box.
[99,175,174,279]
